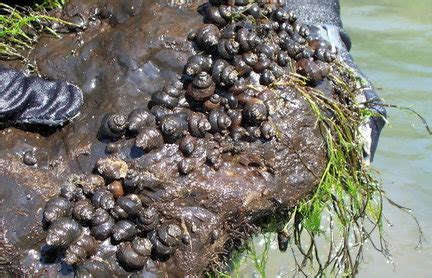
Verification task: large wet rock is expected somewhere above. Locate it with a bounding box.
[0,0,327,276]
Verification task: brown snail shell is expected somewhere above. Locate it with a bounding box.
[217,38,240,59]
[243,98,268,125]
[159,114,188,143]
[212,59,239,86]
[107,180,124,199]
[188,112,211,138]
[135,127,164,152]
[90,208,115,240]
[186,72,215,101]
[136,207,159,232]
[195,24,220,50]
[127,108,156,133]
[64,234,98,265]
[185,54,213,76]
[150,223,182,257]
[116,237,152,269]
[179,135,197,156]
[150,84,183,109]
[116,194,142,217]
[236,28,261,52]
[208,109,232,133]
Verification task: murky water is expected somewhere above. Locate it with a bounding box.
[242,0,432,277]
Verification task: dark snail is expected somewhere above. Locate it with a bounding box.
[64,234,97,265]
[43,197,72,224]
[187,71,216,101]
[159,114,188,143]
[212,59,238,86]
[72,199,94,223]
[127,108,156,133]
[91,189,115,210]
[98,113,128,139]
[150,223,182,257]
[90,208,115,240]
[112,220,139,242]
[185,54,213,76]
[116,237,152,269]
[179,135,197,156]
[46,218,82,248]
[76,174,105,195]
[195,24,220,50]
[135,127,164,152]
[150,84,183,109]
[243,98,268,125]
[209,109,232,133]
[217,38,240,59]
[136,207,159,232]
[188,112,211,138]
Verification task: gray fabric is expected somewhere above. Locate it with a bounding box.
[0,67,83,126]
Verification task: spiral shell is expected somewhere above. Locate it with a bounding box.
[228,78,247,95]
[185,54,213,76]
[112,220,139,242]
[314,47,337,63]
[253,53,271,73]
[107,180,124,199]
[260,121,275,140]
[186,72,216,101]
[150,84,183,109]
[179,135,197,156]
[43,197,72,224]
[64,234,97,265]
[159,114,188,143]
[91,208,115,240]
[60,182,84,201]
[212,59,238,86]
[273,8,289,22]
[247,4,263,19]
[276,52,291,67]
[114,195,142,219]
[46,218,82,248]
[92,189,115,210]
[77,174,105,195]
[188,112,211,138]
[246,126,261,141]
[195,24,220,50]
[260,69,276,86]
[204,5,230,27]
[135,127,163,152]
[22,150,37,166]
[73,199,94,223]
[277,230,289,252]
[116,237,152,269]
[236,28,261,52]
[150,105,172,123]
[150,223,182,257]
[96,157,129,180]
[209,109,232,133]
[98,113,128,139]
[136,207,159,232]
[127,108,156,133]
[204,94,222,110]
[243,98,268,125]
[296,58,329,85]
[232,55,253,76]
[217,39,240,59]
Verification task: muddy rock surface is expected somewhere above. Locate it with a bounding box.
[0,0,327,276]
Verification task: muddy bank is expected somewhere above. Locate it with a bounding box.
[0,0,328,276]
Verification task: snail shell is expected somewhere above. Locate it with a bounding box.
[185,54,213,76]
[195,24,220,50]
[246,126,261,141]
[212,59,238,86]
[179,135,197,156]
[209,109,232,133]
[127,108,156,133]
[204,6,229,27]
[230,126,248,141]
[75,260,111,277]
[116,194,142,217]
[228,78,247,95]
[279,21,294,34]
[253,53,271,73]
[136,207,159,232]
[260,69,276,86]
[123,169,141,191]
[91,208,115,240]
[296,58,328,85]
[277,230,289,252]
[150,223,182,257]
[60,182,84,201]
[243,98,268,125]
[150,84,183,109]
[150,105,172,123]
[135,127,164,152]
[217,39,240,59]
[314,47,337,63]
[227,109,242,128]
[116,237,152,269]
[43,197,72,224]
[204,94,222,110]
[159,114,188,143]
[260,121,275,140]
[77,174,105,195]
[64,234,97,265]
[236,28,261,52]
[277,52,291,67]
[46,218,82,248]
[232,55,253,76]
[186,72,216,102]
[107,180,124,199]
[112,220,139,242]
[98,113,128,139]
[96,157,128,180]
[73,199,94,223]
[273,8,289,22]
[247,4,263,19]
[91,189,115,210]
[188,112,211,138]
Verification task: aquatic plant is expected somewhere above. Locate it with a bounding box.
[0,1,70,60]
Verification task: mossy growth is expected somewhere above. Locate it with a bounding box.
[0,1,71,60]
[212,60,424,277]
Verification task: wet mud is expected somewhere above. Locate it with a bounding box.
[0,0,327,276]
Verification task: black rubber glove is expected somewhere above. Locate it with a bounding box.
[0,67,83,127]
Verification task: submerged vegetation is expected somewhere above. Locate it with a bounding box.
[0,1,70,60]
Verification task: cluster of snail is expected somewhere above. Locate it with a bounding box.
[43,0,339,273]
[43,170,185,271]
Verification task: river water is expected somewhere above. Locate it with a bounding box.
[240,0,432,277]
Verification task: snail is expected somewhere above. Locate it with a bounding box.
[185,54,213,76]
[186,71,216,102]
[260,69,276,86]
[60,182,84,201]
[46,218,82,248]
[73,199,94,223]
[188,112,211,138]
[136,207,159,232]
[260,121,276,140]
[179,135,197,156]
[195,24,220,50]
[236,28,261,52]
[95,157,129,180]
[217,38,240,59]
[91,189,115,210]
[314,47,337,63]
[232,55,253,76]
[113,195,142,219]
[159,114,188,143]
[204,5,232,27]
[273,7,289,22]
[127,108,156,133]
[43,197,72,224]
[253,53,271,73]
[64,234,98,265]
[112,220,139,242]
[243,98,268,125]
[150,84,183,109]
[134,127,164,152]
[246,126,261,141]
[204,94,222,110]
[98,113,128,139]
[277,230,289,252]
[107,180,124,199]
[22,150,37,166]
[90,208,115,240]
[208,109,232,133]
[150,105,172,123]
[116,237,152,269]
[150,223,182,257]
[76,174,105,195]
[296,58,330,85]
[247,4,263,19]
[276,51,291,67]
[212,59,238,86]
